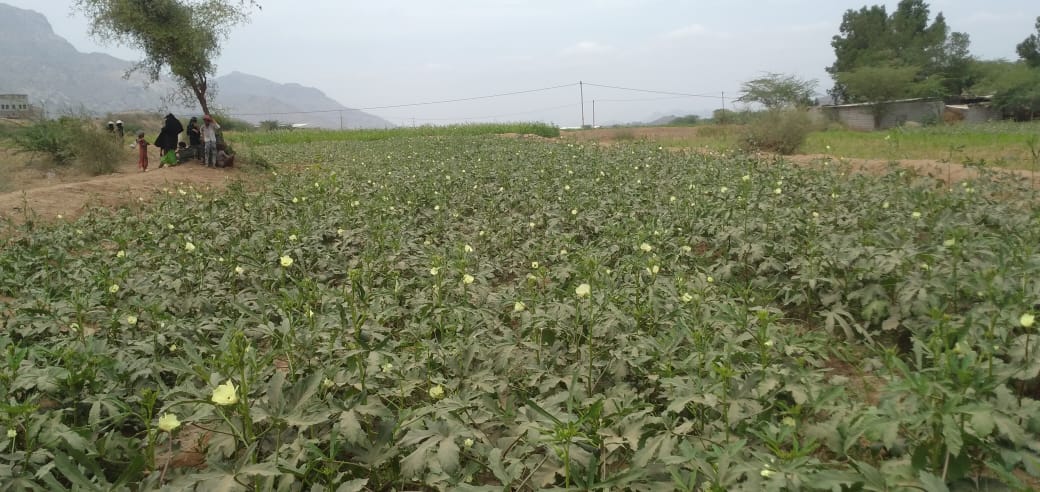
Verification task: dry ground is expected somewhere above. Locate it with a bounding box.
[0,146,242,227]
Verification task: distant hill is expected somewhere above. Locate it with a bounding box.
[0,3,391,129]
[215,72,391,129]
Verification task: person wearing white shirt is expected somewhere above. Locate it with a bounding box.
[201,114,221,168]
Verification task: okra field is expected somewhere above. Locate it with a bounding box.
[2,128,1040,491]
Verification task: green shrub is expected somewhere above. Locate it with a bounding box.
[244,149,272,170]
[12,118,78,164]
[740,109,815,155]
[70,124,123,175]
[209,112,256,132]
[259,120,281,131]
[668,114,701,126]
[11,117,122,174]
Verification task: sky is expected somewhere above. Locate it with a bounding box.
[5,0,1038,127]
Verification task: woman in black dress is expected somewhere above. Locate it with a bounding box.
[154,113,184,162]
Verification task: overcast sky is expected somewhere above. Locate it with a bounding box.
[6,0,1038,126]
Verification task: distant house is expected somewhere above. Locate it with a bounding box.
[0,94,40,119]
[819,98,944,131]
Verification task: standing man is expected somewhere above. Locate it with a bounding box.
[201,114,221,168]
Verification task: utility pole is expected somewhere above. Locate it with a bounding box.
[339,110,343,130]
[592,100,596,128]
[579,80,585,128]
[721,91,726,124]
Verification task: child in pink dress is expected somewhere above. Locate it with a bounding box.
[136,131,149,172]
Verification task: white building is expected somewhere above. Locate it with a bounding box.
[0,94,40,119]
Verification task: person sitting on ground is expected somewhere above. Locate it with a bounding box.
[159,148,177,168]
[175,141,193,164]
[216,143,235,168]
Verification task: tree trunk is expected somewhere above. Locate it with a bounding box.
[189,75,209,115]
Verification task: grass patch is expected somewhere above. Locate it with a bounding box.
[804,121,1040,168]
[229,122,560,147]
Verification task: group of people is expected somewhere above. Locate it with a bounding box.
[105,120,125,140]
[133,113,234,172]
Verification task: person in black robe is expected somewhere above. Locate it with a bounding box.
[185,116,202,161]
[154,113,184,160]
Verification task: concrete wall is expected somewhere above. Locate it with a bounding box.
[823,99,945,131]
[832,107,877,131]
[878,100,943,129]
[962,106,1001,124]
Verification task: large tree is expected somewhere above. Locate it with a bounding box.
[972,60,1040,120]
[1018,16,1040,68]
[736,73,817,110]
[836,64,944,127]
[74,0,258,115]
[826,0,971,102]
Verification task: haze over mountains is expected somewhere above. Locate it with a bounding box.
[0,2,391,129]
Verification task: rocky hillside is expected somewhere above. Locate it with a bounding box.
[0,3,391,128]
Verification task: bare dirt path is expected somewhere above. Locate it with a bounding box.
[0,162,243,226]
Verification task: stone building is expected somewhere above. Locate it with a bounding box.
[0,94,39,119]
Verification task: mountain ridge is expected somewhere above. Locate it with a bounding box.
[0,2,391,129]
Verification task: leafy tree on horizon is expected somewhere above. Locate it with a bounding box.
[826,0,972,103]
[1018,16,1040,68]
[736,73,818,110]
[73,0,260,115]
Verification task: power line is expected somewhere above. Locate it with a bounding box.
[583,82,737,100]
[404,103,578,122]
[222,80,738,123]
[229,83,578,116]
[593,95,700,103]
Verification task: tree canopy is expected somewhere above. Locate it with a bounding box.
[1018,17,1040,68]
[736,73,817,110]
[73,0,259,114]
[827,0,971,103]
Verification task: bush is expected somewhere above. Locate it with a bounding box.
[668,115,701,126]
[11,118,122,174]
[259,120,281,131]
[245,149,273,170]
[71,124,122,175]
[12,118,78,164]
[209,112,256,132]
[740,109,815,155]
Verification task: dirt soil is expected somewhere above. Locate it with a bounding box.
[0,157,242,226]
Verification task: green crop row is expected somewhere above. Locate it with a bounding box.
[0,136,1038,490]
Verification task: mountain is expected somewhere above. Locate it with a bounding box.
[215,72,390,129]
[0,3,391,129]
